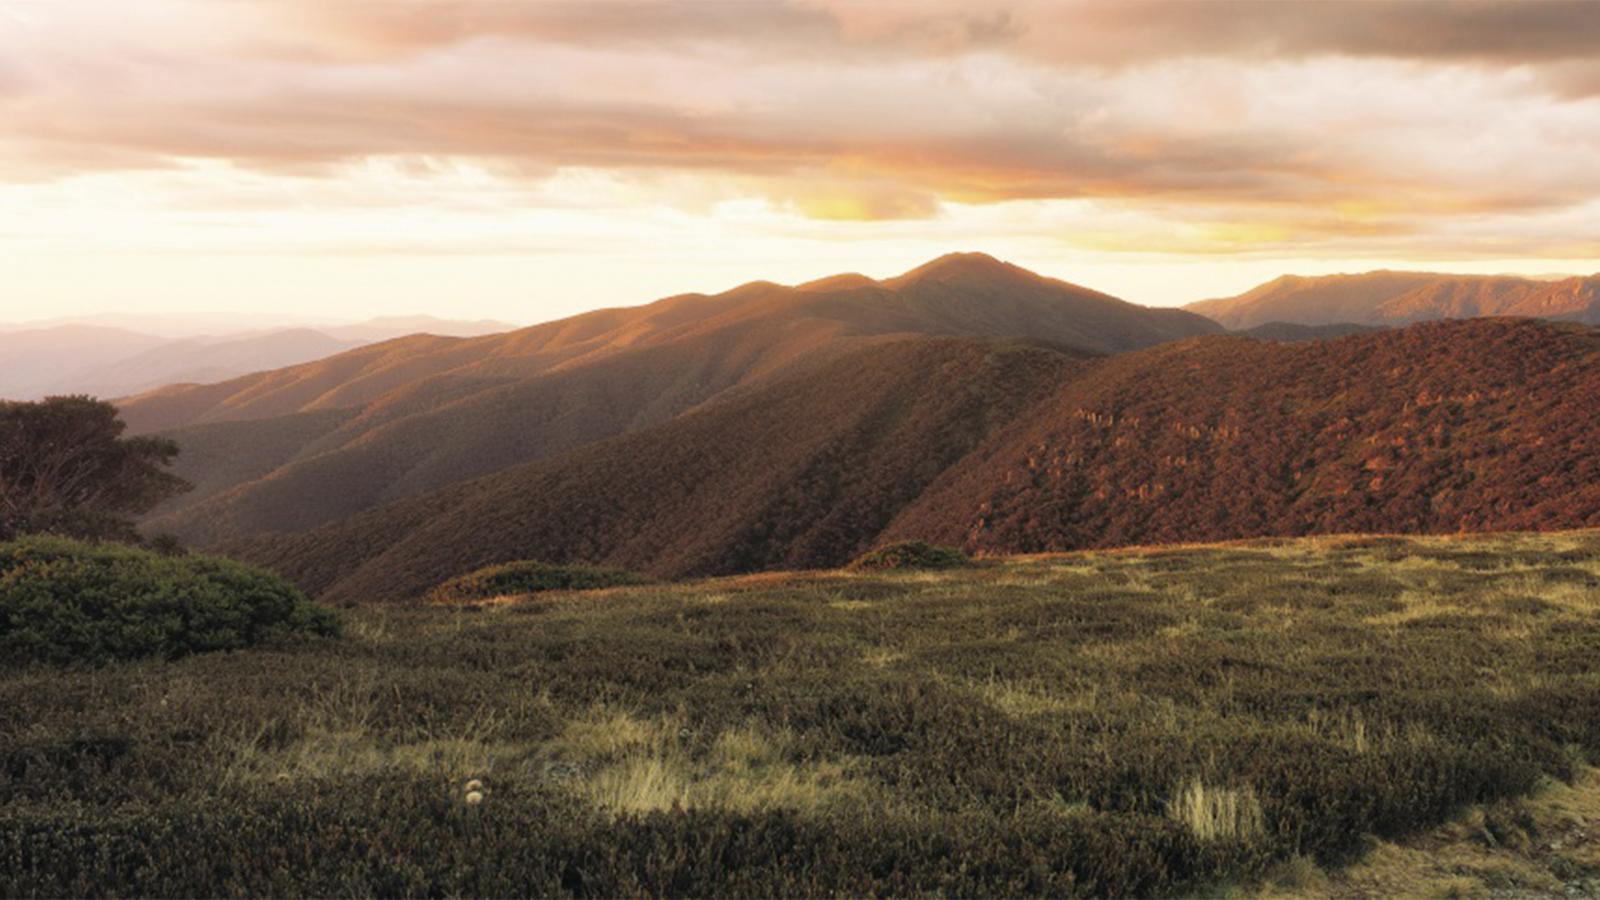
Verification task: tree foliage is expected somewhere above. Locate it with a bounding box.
[0,396,190,542]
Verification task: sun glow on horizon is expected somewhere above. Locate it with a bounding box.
[1,1,1598,323]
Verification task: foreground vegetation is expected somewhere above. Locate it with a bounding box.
[4,531,1600,896]
[425,560,650,604]
[0,537,337,665]
[1261,767,1600,897]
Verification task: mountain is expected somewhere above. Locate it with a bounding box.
[124,253,1215,434]
[128,253,1220,541]
[885,318,1600,553]
[0,315,520,401]
[320,316,517,342]
[230,318,1600,603]
[228,338,1080,603]
[50,329,364,399]
[1,312,519,341]
[0,325,168,400]
[1188,271,1600,330]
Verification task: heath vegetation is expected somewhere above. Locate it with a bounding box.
[4,530,1599,896]
[847,541,972,572]
[0,536,339,665]
[424,560,650,604]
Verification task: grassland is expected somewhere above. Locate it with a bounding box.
[5,531,1600,896]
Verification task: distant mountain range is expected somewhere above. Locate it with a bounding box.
[1188,271,1600,330]
[235,317,1600,603]
[79,252,1598,603]
[14,267,1597,404]
[125,253,1219,544]
[0,315,518,400]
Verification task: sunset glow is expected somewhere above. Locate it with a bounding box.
[2,0,1598,322]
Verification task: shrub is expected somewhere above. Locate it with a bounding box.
[425,560,650,604]
[0,536,338,665]
[848,541,971,572]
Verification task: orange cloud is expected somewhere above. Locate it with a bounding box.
[1,0,1597,255]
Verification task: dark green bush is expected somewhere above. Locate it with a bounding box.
[849,541,971,571]
[425,560,650,604]
[0,536,338,665]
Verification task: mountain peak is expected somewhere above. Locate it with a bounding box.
[887,252,1028,287]
[797,272,879,292]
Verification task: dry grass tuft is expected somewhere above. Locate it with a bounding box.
[1168,779,1264,842]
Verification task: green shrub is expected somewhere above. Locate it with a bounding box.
[425,560,650,604]
[849,541,971,571]
[0,536,338,665]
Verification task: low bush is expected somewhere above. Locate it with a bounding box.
[848,541,971,571]
[0,536,338,665]
[425,560,650,604]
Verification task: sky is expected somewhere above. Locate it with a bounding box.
[2,0,1599,326]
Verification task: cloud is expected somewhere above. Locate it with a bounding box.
[281,1,838,54]
[0,0,1597,252]
[271,1,1600,67]
[1002,0,1600,66]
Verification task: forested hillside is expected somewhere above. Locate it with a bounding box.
[890,319,1600,552]
[233,338,1080,602]
[231,319,1600,602]
[132,254,1217,542]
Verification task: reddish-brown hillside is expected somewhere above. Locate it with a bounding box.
[153,409,360,516]
[233,319,1600,603]
[136,253,1219,542]
[886,318,1600,553]
[1503,275,1600,322]
[1239,322,1382,342]
[1185,271,1446,329]
[232,338,1083,602]
[1187,271,1598,330]
[125,253,1214,434]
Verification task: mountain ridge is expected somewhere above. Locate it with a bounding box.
[0,316,521,402]
[1189,270,1600,329]
[225,318,1600,602]
[129,254,1220,541]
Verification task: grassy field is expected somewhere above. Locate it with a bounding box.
[5,531,1600,896]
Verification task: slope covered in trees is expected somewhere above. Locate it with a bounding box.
[1189,271,1600,329]
[888,319,1600,553]
[1238,322,1382,342]
[132,253,1218,542]
[234,319,1600,602]
[232,338,1082,602]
